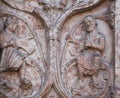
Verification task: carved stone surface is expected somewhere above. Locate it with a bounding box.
[115,0,120,98]
[0,0,116,98]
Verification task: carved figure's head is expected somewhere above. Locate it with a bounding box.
[83,15,97,32]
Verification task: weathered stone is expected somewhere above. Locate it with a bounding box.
[0,0,117,98]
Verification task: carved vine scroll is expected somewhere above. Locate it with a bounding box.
[0,0,114,98]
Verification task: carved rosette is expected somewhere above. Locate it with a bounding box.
[0,0,114,98]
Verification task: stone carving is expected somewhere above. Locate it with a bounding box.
[107,1,115,28]
[76,15,105,76]
[0,16,45,98]
[63,15,113,98]
[0,0,114,98]
[38,0,94,9]
[39,0,67,9]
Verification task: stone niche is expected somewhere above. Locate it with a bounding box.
[0,0,117,98]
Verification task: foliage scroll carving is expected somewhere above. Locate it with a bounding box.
[0,0,114,98]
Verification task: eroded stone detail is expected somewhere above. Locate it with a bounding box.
[0,0,115,98]
[115,0,120,98]
[0,16,45,98]
[106,1,115,29]
[62,15,113,98]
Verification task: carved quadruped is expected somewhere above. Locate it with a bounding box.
[0,0,114,98]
